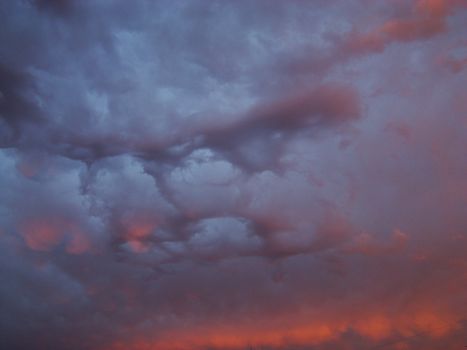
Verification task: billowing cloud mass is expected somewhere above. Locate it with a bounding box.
[1,1,467,349]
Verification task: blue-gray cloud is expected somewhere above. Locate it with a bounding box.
[0,1,466,349]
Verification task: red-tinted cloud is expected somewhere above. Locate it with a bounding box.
[0,1,466,349]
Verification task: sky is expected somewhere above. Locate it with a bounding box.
[0,0,467,349]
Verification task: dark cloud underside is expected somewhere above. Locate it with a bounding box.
[0,1,467,349]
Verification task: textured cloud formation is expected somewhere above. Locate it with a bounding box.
[1,1,467,349]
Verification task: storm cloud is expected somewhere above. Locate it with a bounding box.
[1,1,467,349]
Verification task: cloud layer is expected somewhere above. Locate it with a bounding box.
[1,1,467,349]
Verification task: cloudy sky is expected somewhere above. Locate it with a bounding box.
[1,0,467,349]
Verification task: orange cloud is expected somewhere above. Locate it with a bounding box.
[19,218,65,251]
[105,307,462,350]
[66,227,91,254]
[379,0,454,42]
[121,214,157,241]
[338,0,460,63]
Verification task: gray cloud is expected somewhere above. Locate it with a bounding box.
[0,1,466,349]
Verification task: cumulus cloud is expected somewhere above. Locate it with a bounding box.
[0,0,466,349]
